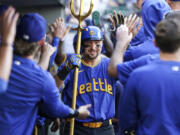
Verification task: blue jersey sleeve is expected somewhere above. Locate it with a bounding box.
[41,72,72,118]
[124,49,133,62]
[119,72,139,133]
[117,54,158,85]
[49,37,60,66]
[0,78,8,94]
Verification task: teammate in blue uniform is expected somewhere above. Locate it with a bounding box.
[108,11,180,87]
[0,6,19,93]
[55,26,117,135]
[0,13,90,135]
[119,15,180,135]
[124,0,171,61]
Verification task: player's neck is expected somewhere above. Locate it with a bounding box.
[160,49,180,62]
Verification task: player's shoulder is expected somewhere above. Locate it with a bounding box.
[40,69,55,83]
[131,61,159,77]
[100,54,110,62]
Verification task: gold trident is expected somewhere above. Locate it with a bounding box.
[69,0,93,135]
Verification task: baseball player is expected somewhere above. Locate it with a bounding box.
[55,25,117,135]
[124,0,171,61]
[119,17,180,135]
[0,6,19,93]
[0,12,91,135]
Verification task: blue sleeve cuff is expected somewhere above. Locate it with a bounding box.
[0,78,8,94]
[49,37,60,66]
[51,37,60,47]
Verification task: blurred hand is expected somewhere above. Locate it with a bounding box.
[116,25,133,51]
[109,10,124,32]
[51,17,71,40]
[0,6,19,45]
[65,54,81,71]
[42,42,56,57]
[77,104,91,119]
[124,14,140,38]
[50,118,60,132]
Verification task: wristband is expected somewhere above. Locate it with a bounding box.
[67,109,80,118]
[57,67,69,80]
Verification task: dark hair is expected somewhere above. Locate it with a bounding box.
[14,39,40,57]
[165,11,180,20]
[155,19,180,53]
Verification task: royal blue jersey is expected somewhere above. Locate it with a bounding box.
[49,37,60,66]
[61,55,117,122]
[117,54,159,85]
[124,0,170,61]
[0,78,8,94]
[0,55,72,135]
[124,39,159,61]
[130,27,147,47]
[119,60,180,135]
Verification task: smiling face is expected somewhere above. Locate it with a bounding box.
[82,40,103,60]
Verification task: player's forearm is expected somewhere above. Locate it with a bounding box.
[108,40,128,78]
[38,53,50,70]
[103,34,114,57]
[0,44,13,81]
[54,74,64,88]
[55,41,66,66]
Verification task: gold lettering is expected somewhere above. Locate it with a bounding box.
[79,84,85,94]
[99,78,106,91]
[108,84,113,95]
[93,78,99,91]
[86,83,92,92]
[105,79,108,92]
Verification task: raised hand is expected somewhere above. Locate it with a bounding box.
[42,42,56,57]
[116,25,133,46]
[124,14,141,38]
[50,17,71,40]
[109,11,124,32]
[0,6,19,45]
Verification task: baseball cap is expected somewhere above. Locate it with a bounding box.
[16,13,47,42]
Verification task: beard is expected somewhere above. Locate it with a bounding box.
[83,52,99,60]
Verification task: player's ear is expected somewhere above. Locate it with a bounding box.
[153,39,158,48]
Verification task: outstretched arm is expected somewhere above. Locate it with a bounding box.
[108,25,132,78]
[108,14,139,78]
[0,7,19,81]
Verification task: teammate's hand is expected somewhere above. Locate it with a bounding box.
[41,42,56,57]
[0,6,19,45]
[65,54,82,71]
[116,25,133,51]
[77,104,91,119]
[124,14,140,38]
[50,118,60,132]
[51,17,71,40]
[109,11,124,32]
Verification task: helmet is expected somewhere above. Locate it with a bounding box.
[73,26,103,53]
[81,26,103,41]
